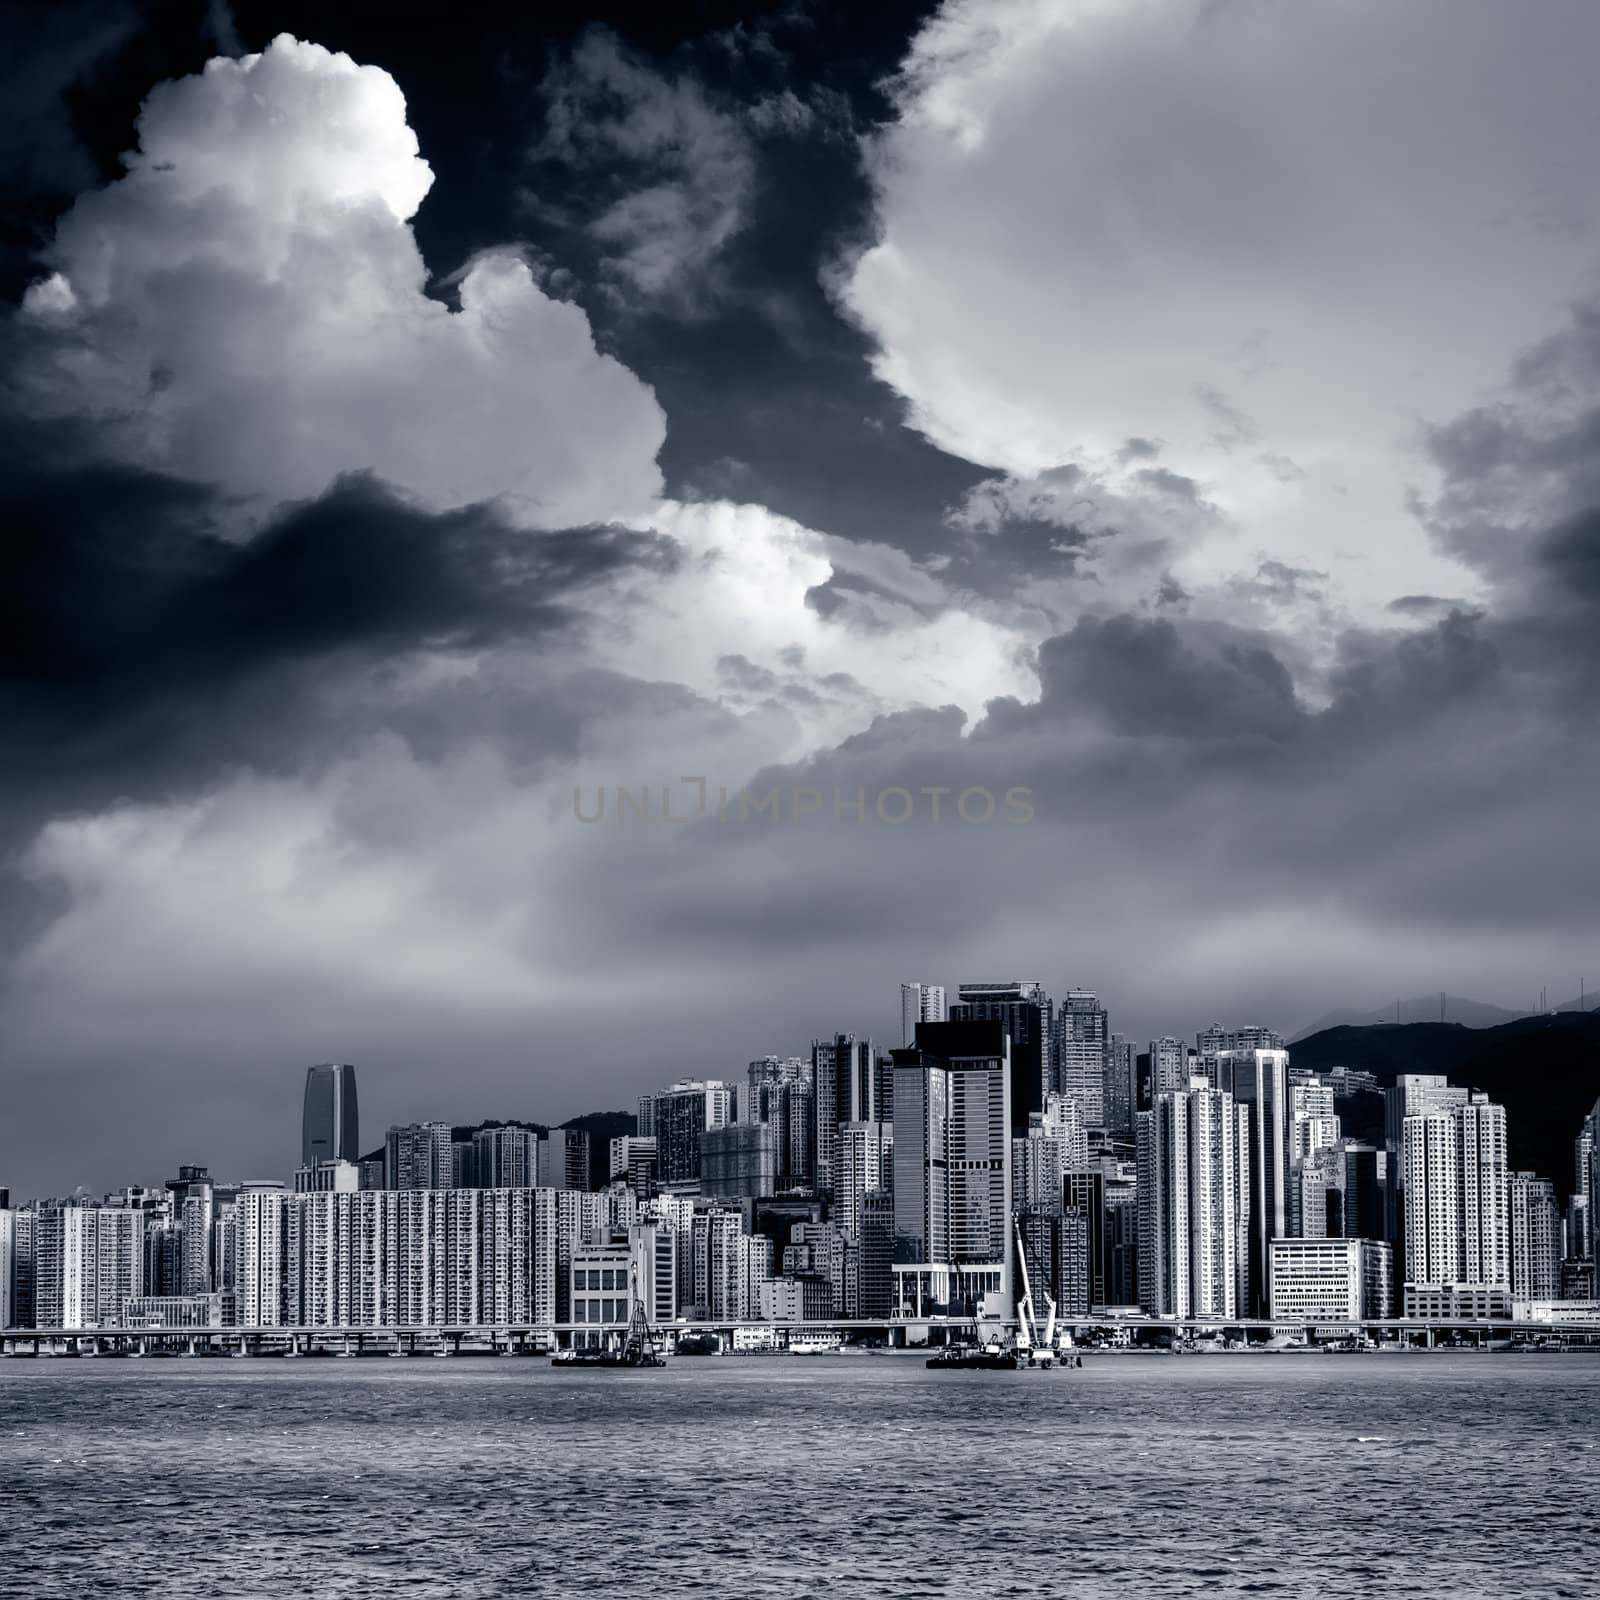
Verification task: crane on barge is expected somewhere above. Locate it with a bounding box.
[1013,1214,1056,1368]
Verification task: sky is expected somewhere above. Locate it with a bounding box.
[4,0,1600,1196]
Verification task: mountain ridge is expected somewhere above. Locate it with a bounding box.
[1291,1011,1600,1190]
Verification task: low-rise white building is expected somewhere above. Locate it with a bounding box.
[1269,1237,1391,1326]
[1402,1283,1511,1320]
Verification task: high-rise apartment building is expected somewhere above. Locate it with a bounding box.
[1012,1093,1087,1207]
[35,1203,144,1328]
[233,1181,287,1327]
[1509,1172,1562,1302]
[9,1206,36,1328]
[746,1056,814,1191]
[0,1208,13,1330]
[386,1123,453,1190]
[1289,1081,1340,1160]
[892,1021,1013,1318]
[1054,989,1108,1128]
[834,1121,890,1240]
[1403,1112,1461,1288]
[164,1165,215,1297]
[1385,1073,1469,1278]
[471,1126,539,1189]
[609,1135,659,1197]
[301,1063,360,1169]
[1578,1100,1600,1264]
[900,983,947,1045]
[1136,1080,1247,1320]
[950,982,1049,1135]
[701,1121,781,1202]
[1402,1091,1511,1303]
[638,1081,734,1191]
[1458,1093,1509,1289]
[285,1185,558,1329]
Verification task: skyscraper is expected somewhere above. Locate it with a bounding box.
[1055,989,1108,1127]
[1340,1142,1391,1250]
[892,1021,1013,1318]
[1220,1047,1290,1316]
[900,982,947,1045]
[950,981,1049,1135]
[1103,1034,1136,1137]
[301,1063,360,1169]
[812,1034,877,1196]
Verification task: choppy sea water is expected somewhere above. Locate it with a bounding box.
[2,1352,1596,1598]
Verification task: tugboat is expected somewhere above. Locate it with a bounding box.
[552,1265,666,1370]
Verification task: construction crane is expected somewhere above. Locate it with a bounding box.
[1012,1214,1056,1369]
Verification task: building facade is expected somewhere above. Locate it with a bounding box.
[302,1063,360,1169]
[1269,1238,1392,1325]
[892,1021,1012,1318]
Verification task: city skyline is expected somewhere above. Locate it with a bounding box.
[6,982,1597,1200]
[6,1010,1596,1344]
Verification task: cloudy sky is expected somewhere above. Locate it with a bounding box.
[4,0,1600,1196]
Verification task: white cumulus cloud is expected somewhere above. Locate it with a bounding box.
[839,0,1600,622]
[15,34,666,526]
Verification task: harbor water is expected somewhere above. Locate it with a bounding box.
[2,1352,1596,1597]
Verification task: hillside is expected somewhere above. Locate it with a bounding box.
[1289,992,1595,1041]
[1292,1012,1600,1190]
[1289,995,1524,1040]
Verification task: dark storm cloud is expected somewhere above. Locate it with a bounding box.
[502,1,986,559]
[982,615,1303,745]
[0,419,676,825]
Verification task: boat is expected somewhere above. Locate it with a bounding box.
[552,1264,665,1370]
[788,1331,844,1355]
[674,1331,722,1357]
[925,1343,1021,1371]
